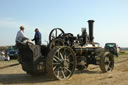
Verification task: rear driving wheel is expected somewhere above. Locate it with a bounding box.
[46,46,76,80]
[100,52,114,73]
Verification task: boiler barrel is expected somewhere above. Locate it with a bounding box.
[75,48,95,56]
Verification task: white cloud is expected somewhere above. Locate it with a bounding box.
[0,18,19,28]
[0,17,32,30]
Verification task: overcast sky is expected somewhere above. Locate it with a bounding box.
[0,0,128,47]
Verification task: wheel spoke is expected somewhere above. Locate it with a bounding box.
[105,57,108,62]
[63,49,67,60]
[63,55,67,60]
[105,65,109,70]
[107,66,111,71]
[53,57,58,62]
[60,52,64,60]
[52,33,56,39]
[64,67,72,74]
[108,61,111,65]
[105,59,110,71]
[57,70,60,77]
[57,51,60,57]
[61,70,66,78]
[51,34,54,38]
[55,29,57,38]
[54,55,62,62]
[53,65,57,71]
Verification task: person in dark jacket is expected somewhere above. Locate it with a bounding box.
[32,28,42,45]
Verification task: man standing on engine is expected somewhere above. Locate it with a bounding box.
[81,28,89,45]
[32,28,42,45]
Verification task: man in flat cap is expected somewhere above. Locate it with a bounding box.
[32,28,42,45]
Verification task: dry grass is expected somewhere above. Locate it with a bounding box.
[0,54,128,85]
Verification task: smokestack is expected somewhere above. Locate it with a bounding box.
[88,20,95,42]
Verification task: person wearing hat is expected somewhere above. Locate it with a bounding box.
[81,28,89,45]
[32,28,42,45]
[15,26,28,44]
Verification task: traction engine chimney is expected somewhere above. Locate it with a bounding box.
[88,20,95,42]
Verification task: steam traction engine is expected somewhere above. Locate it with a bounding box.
[18,20,114,80]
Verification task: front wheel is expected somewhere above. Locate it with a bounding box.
[100,52,114,73]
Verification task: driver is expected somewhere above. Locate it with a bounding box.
[15,26,28,45]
